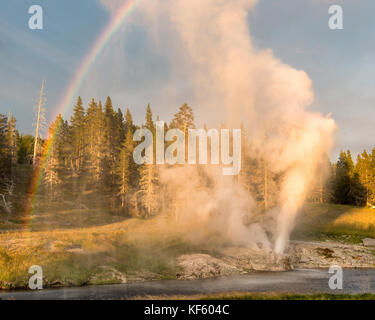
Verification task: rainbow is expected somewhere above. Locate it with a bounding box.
[25,0,141,228]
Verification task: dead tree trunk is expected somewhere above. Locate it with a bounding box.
[0,180,14,214]
[33,80,44,166]
[0,194,11,214]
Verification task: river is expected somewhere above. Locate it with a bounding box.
[1,269,375,300]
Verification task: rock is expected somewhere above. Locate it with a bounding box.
[89,266,127,284]
[177,248,293,280]
[289,241,375,268]
[362,238,375,247]
[177,254,239,279]
[220,247,293,271]
[176,240,375,281]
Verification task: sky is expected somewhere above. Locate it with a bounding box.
[0,0,374,160]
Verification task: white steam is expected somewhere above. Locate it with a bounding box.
[100,0,336,254]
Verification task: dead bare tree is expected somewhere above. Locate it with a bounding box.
[33,80,46,166]
[0,179,14,214]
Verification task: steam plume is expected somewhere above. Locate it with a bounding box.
[101,0,336,253]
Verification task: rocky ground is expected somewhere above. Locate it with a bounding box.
[176,239,375,280]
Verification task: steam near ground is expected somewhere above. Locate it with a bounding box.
[102,0,336,254]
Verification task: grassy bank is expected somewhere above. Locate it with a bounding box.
[2,202,375,290]
[292,203,375,244]
[0,210,215,289]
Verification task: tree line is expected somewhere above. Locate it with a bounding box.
[0,97,374,217]
[330,150,375,207]
[40,97,198,217]
[0,97,196,217]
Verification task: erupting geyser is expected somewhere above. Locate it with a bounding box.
[101,0,336,254]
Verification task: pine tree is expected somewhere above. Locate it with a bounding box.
[333,150,366,206]
[116,108,139,210]
[115,108,126,143]
[85,98,98,159]
[124,108,135,135]
[57,119,72,187]
[138,105,160,217]
[70,96,86,174]
[103,97,116,150]
[102,97,121,196]
[333,151,351,204]
[85,98,105,183]
[170,103,195,131]
[145,104,155,132]
[138,163,160,217]
[43,115,64,200]
[17,134,34,164]
[170,104,195,163]
[117,128,135,209]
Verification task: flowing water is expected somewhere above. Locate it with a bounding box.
[1,269,375,300]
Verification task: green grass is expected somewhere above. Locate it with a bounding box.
[0,212,220,289]
[2,202,375,290]
[291,202,375,243]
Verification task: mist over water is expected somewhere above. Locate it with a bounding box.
[102,0,336,254]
